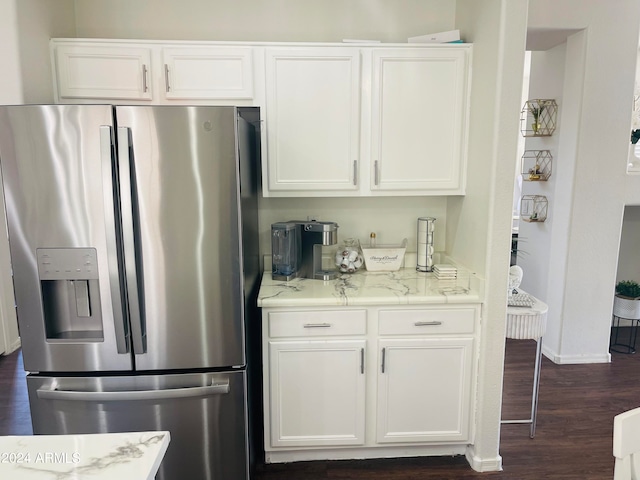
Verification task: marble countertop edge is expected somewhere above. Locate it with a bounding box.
[257,265,484,308]
[0,431,170,480]
[258,297,347,307]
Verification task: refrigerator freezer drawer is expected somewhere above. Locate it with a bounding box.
[27,371,248,480]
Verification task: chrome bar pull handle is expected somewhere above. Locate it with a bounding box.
[381,347,386,373]
[99,126,130,354]
[37,379,230,401]
[303,323,332,328]
[414,321,443,326]
[353,160,358,186]
[374,160,379,186]
[117,127,146,355]
[142,65,148,92]
[360,348,365,374]
[164,64,171,92]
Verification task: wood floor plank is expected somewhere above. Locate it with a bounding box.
[0,348,32,436]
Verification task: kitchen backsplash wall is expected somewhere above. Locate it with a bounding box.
[257,196,447,264]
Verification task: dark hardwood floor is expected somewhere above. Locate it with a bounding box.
[1,334,638,479]
[0,348,31,436]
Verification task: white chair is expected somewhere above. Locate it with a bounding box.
[613,407,640,479]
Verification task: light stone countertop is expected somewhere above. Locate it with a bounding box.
[257,267,484,308]
[0,431,170,480]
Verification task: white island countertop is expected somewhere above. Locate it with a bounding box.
[0,431,170,480]
[258,267,484,308]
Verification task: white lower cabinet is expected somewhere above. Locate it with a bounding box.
[268,340,366,447]
[262,305,478,461]
[376,337,473,443]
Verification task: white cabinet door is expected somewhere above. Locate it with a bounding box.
[268,339,366,447]
[370,48,470,194]
[162,46,253,100]
[54,44,152,101]
[376,337,473,443]
[264,48,361,194]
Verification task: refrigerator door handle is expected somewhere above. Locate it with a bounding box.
[99,126,130,354]
[36,379,230,401]
[117,126,146,355]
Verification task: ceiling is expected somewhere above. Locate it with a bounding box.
[526,27,584,51]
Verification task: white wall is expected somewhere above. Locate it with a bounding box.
[528,0,640,363]
[518,44,567,351]
[259,197,447,261]
[520,31,587,359]
[0,0,23,354]
[0,0,23,104]
[455,0,528,471]
[617,206,640,283]
[618,54,640,282]
[73,0,455,43]
[15,0,76,103]
[519,44,566,300]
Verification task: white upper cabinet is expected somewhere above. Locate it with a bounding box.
[50,40,472,196]
[162,46,253,100]
[264,47,361,194]
[370,48,470,194]
[262,45,471,197]
[54,44,153,101]
[52,41,255,103]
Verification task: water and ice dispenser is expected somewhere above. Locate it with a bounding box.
[37,248,104,342]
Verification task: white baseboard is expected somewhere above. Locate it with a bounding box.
[1,337,20,355]
[542,345,611,364]
[6,337,20,354]
[465,446,502,472]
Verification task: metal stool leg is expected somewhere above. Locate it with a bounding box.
[530,338,543,438]
[501,337,543,438]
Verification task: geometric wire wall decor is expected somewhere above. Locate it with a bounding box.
[520,194,548,223]
[520,99,558,137]
[521,150,553,181]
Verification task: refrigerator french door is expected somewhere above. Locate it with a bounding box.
[0,104,260,480]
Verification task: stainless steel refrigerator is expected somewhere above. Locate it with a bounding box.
[0,104,261,480]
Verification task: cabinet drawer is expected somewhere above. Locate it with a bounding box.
[378,308,475,335]
[268,310,367,338]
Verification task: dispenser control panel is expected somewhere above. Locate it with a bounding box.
[36,248,99,280]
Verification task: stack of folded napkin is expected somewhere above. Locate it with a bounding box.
[433,264,457,280]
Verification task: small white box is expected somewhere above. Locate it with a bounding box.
[361,239,408,272]
[408,29,460,44]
